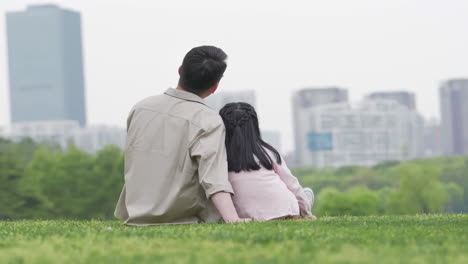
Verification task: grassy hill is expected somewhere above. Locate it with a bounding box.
[1,215,467,264]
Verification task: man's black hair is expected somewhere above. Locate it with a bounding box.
[219,102,282,173]
[178,46,227,95]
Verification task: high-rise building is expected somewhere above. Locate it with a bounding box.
[367,91,416,110]
[205,90,257,111]
[423,118,442,157]
[292,87,348,166]
[440,79,468,156]
[298,99,424,168]
[6,4,87,126]
[366,91,426,159]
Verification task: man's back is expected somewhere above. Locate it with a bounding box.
[115,88,233,225]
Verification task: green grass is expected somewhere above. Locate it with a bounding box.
[1,215,467,264]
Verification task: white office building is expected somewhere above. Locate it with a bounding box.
[366,91,416,110]
[9,121,79,148]
[73,125,126,153]
[292,87,349,166]
[4,121,126,153]
[295,99,424,168]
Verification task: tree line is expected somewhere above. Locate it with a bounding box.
[0,138,123,219]
[0,138,466,219]
[295,158,467,216]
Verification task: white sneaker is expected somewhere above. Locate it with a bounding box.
[303,187,315,211]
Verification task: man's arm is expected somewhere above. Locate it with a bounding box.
[190,119,250,223]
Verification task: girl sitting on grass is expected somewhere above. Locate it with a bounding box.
[219,102,316,221]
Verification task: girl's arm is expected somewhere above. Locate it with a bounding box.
[273,156,313,218]
[211,192,252,223]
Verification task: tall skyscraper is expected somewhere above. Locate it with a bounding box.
[292,87,348,166]
[6,4,87,126]
[440,79,468,156]
[367,91,416,110]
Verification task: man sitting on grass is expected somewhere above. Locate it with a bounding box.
[115,46,249,225]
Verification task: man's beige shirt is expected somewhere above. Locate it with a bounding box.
[114,88,234,226]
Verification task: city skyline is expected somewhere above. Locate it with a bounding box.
[1,0,467,152]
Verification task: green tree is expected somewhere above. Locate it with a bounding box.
[387,163,449,214]
[314,186,379,216]
[25,146,96,218]
[0,145,24,219]
[444,182,464,213]
[440,157,468,213]
[346,186,379,216]
[19,145,124,219]
[21,147,59,218]
[88,145,124,219]
[314,187,351,216]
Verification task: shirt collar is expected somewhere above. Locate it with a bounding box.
[164,88,209,107]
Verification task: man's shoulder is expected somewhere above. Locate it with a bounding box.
[132,94,165,109]
[192,105,224,131]
[130,93,223,131]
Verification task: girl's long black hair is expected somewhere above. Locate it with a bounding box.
[219,102,282,173]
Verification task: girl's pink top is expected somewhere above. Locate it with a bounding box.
[228,151,312,221]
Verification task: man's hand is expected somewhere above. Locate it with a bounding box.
[211,192,250,223]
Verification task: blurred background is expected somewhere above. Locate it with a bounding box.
[0,0,467,219]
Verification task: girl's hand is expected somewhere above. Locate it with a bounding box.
[302,215,317,220]
[226,218,253,223]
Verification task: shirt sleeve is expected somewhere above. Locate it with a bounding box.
[190,122,234,199]
[126,108,136,132]
[274,155,312,217]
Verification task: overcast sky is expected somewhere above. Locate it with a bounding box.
[1,0,467,152]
